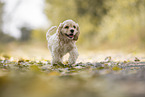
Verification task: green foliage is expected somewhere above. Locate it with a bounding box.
[45,0,109,47]
[45,0,78,25]
[31,29,47,42]
[98,0,145,48]
[44,0,145,49]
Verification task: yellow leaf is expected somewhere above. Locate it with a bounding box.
[63,61,68,65]
[30,65,40,72]
[48,72,60,76]
[112,66,122,71]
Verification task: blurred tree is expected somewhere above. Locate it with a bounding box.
[45,0,78,25]
[0,1,3,33]
[45,0,145,49]
[20,27,32,41]
[75,0,107,25]
[45,0,109,47]
[98,0,145,48]
[31,29,46,42]
[0,1,15,43]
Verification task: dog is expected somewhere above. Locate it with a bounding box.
[46,19,80,65]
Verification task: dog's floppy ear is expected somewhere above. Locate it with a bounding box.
[57,23,63,34]
[73,23,80,41]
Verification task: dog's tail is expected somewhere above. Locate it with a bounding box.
[46,26,57,41]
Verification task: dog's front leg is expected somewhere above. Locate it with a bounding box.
[51,52,63,65]
[68,48,79,65]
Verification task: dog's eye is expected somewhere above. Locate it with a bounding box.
[65,26,69,29]
[73,26,76,28]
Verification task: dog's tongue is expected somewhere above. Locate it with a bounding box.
[69,34,74,38]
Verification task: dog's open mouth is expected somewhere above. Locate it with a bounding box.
[65,34,74,39]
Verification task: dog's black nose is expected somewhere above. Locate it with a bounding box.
[70,29,74,33]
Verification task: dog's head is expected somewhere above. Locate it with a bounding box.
[57,19,80,41]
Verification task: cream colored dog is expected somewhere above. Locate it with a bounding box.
[46,20,80,65]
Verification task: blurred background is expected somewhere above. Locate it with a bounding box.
[0,0,145,60]
[1,1,145,97]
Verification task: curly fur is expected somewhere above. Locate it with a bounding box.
[46,20,80,65]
